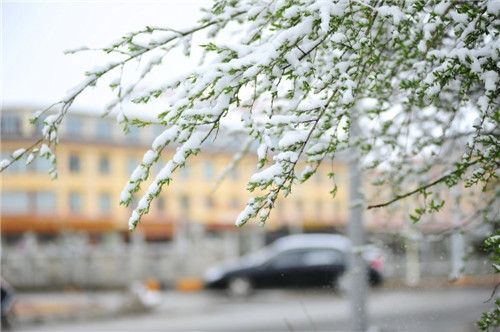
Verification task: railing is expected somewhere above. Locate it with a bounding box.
[0,232,236,289]
[0,232,493,289]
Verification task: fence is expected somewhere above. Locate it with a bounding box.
[1,231,493,289]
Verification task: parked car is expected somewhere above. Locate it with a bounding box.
[203,234,384,296]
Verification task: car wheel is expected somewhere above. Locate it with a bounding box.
[227,277,252,297]
[369,269,383,287]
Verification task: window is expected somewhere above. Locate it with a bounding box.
[0,152,26,173]
[205,196,214,208]
[153,125,164,138]
[275,200,284,213]
[0,153,9,171]
[69,192,82,213]
[230,198,240,209]
[66,116,83,137]
[1,114,21,136]
[156,197,166,213]
[129,195,138,212]
[179,165,190,180]
[1,191,29,214]
[98,193,111,214]
[35,192,56,214]
[127,158,139,174]
[98,155,110,174]
[96,119,112,139]
[34,156,51,172]
[315,172,322,184]
[203,161,214,180]
[315,200,323,217]
[69,154,81,173]
[270,250,306,269]
[126,125,140,142]
[155,161,162,175]
[303,249,345,266]
[296,200,304,214]
[11,160,27,173]
[333,200,341,218]
[229,167,239,180]
[180,195,190,211]
[34,117,45,135]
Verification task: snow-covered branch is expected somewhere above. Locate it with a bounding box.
[1,0,498,232]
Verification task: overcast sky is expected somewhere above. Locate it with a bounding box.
[2,0,208,111]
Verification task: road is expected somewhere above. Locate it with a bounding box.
[15,287,493,332]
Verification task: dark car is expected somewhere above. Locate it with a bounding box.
[203,234,384,296]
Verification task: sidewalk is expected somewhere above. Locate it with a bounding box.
[12,289,158,327]
[13,291,123,326]
[382,274,500,289]
[11,274,499,328]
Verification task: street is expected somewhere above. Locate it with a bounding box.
[14,286,493,332]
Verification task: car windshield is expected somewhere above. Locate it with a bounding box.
[240,247,273,266]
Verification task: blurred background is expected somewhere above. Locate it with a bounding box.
[1,1,497,331]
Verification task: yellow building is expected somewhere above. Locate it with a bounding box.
[1,108,349,240]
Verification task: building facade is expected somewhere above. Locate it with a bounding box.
[1,108,350,240]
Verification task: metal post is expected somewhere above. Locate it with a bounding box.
[347,108,368,331]
[450,187,464,280]
[175,204,190,276]
[405,226,420,286]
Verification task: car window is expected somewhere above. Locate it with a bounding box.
[302,248,345,266]
[268,250,306,269]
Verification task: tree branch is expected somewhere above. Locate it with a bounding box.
[367,159,482,209]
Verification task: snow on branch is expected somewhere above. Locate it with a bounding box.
[2,0,498,231]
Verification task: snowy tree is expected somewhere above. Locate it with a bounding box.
[1,0,499,327]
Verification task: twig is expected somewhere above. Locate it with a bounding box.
[484,282,500,303]
[300,300,317,332]
[367,159,481,209]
